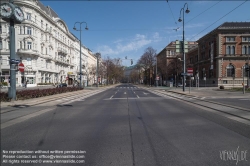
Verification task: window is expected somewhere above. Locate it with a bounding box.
[0,39,2,50]
[226,46,235,55]
[35,16,37,23]
[26,13,31,20]
[19,41,22,49]
[27,27,32,35]
[231,46,235,54]
[27,58,31,65]
[242,37,250,42]
[226,37,235,42]
[7,41,10,49]
[189,58,192,64]
[41,20,43,28]
[242,46,247,54]
[27,42,32,49]
[0,25,2,34]
[226,64,235,77]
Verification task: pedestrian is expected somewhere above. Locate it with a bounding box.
[25,80,28,88]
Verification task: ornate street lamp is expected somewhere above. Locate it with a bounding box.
[73,22,88,88]
[178,3,190,92]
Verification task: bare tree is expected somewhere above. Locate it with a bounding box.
[137,47,157,85]
[101,57,124,84]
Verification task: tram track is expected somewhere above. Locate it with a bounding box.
[148,89,250,125]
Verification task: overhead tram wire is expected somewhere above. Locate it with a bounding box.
[166,0,178,26]
[185,0,222,25]
[176,0,222,32]
[189,0,248,41]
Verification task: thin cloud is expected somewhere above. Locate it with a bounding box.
[97,34,152,56]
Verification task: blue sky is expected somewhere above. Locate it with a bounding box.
[41,0,250,66]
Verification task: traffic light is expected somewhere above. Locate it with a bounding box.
[246,67,249,72]
[245,63,249,72]
[131,59,133,65]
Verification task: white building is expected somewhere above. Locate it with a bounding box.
[0,0,96,87]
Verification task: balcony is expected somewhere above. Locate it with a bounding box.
[57,47,68,55]
[43,54,53,61]
[54,57,74,66]
[17,49,39,56]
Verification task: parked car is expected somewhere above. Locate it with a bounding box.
[57,83,67,88]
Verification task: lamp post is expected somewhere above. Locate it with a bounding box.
[248,37,250,87]
[155,56,158,87]
[73,21,88,88]
[178,3,190,92]
[95,53,101,87]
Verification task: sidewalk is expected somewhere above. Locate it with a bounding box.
[137,85,250,98]
[0,84,119,112]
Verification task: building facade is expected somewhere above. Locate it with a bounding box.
[156,40,197,86]
[186,22,250,87]
[0,0,96,87]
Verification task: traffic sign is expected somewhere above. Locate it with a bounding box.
[187,68,193,75]
[18,62,24,72]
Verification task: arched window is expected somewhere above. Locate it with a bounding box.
[226,64,235,77]
[231,46,235,54]
[226,46,231,54]
[248,46,250,54]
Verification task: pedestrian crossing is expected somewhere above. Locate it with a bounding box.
[114,87,140,89]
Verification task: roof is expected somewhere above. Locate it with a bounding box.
[217,22,250,29]
[37,1,59,18]
[198,22,250,42]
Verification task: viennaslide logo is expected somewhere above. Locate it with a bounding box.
[220,146,248,165]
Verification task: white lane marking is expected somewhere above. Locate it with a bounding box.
[115,92,117,94]
[239,99,250,100]
[110,95,114,99]
[143,92,149,95]
[134,92,135,94]
[201,97,206,100]
[104,98,138,100]
[137,95,140,98]
[124,92,126,94]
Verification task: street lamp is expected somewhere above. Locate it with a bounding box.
[95,53,101,87]
[178,3,190,92]
[73,21,88,88]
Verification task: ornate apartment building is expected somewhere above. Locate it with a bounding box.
[0,0,97,87]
